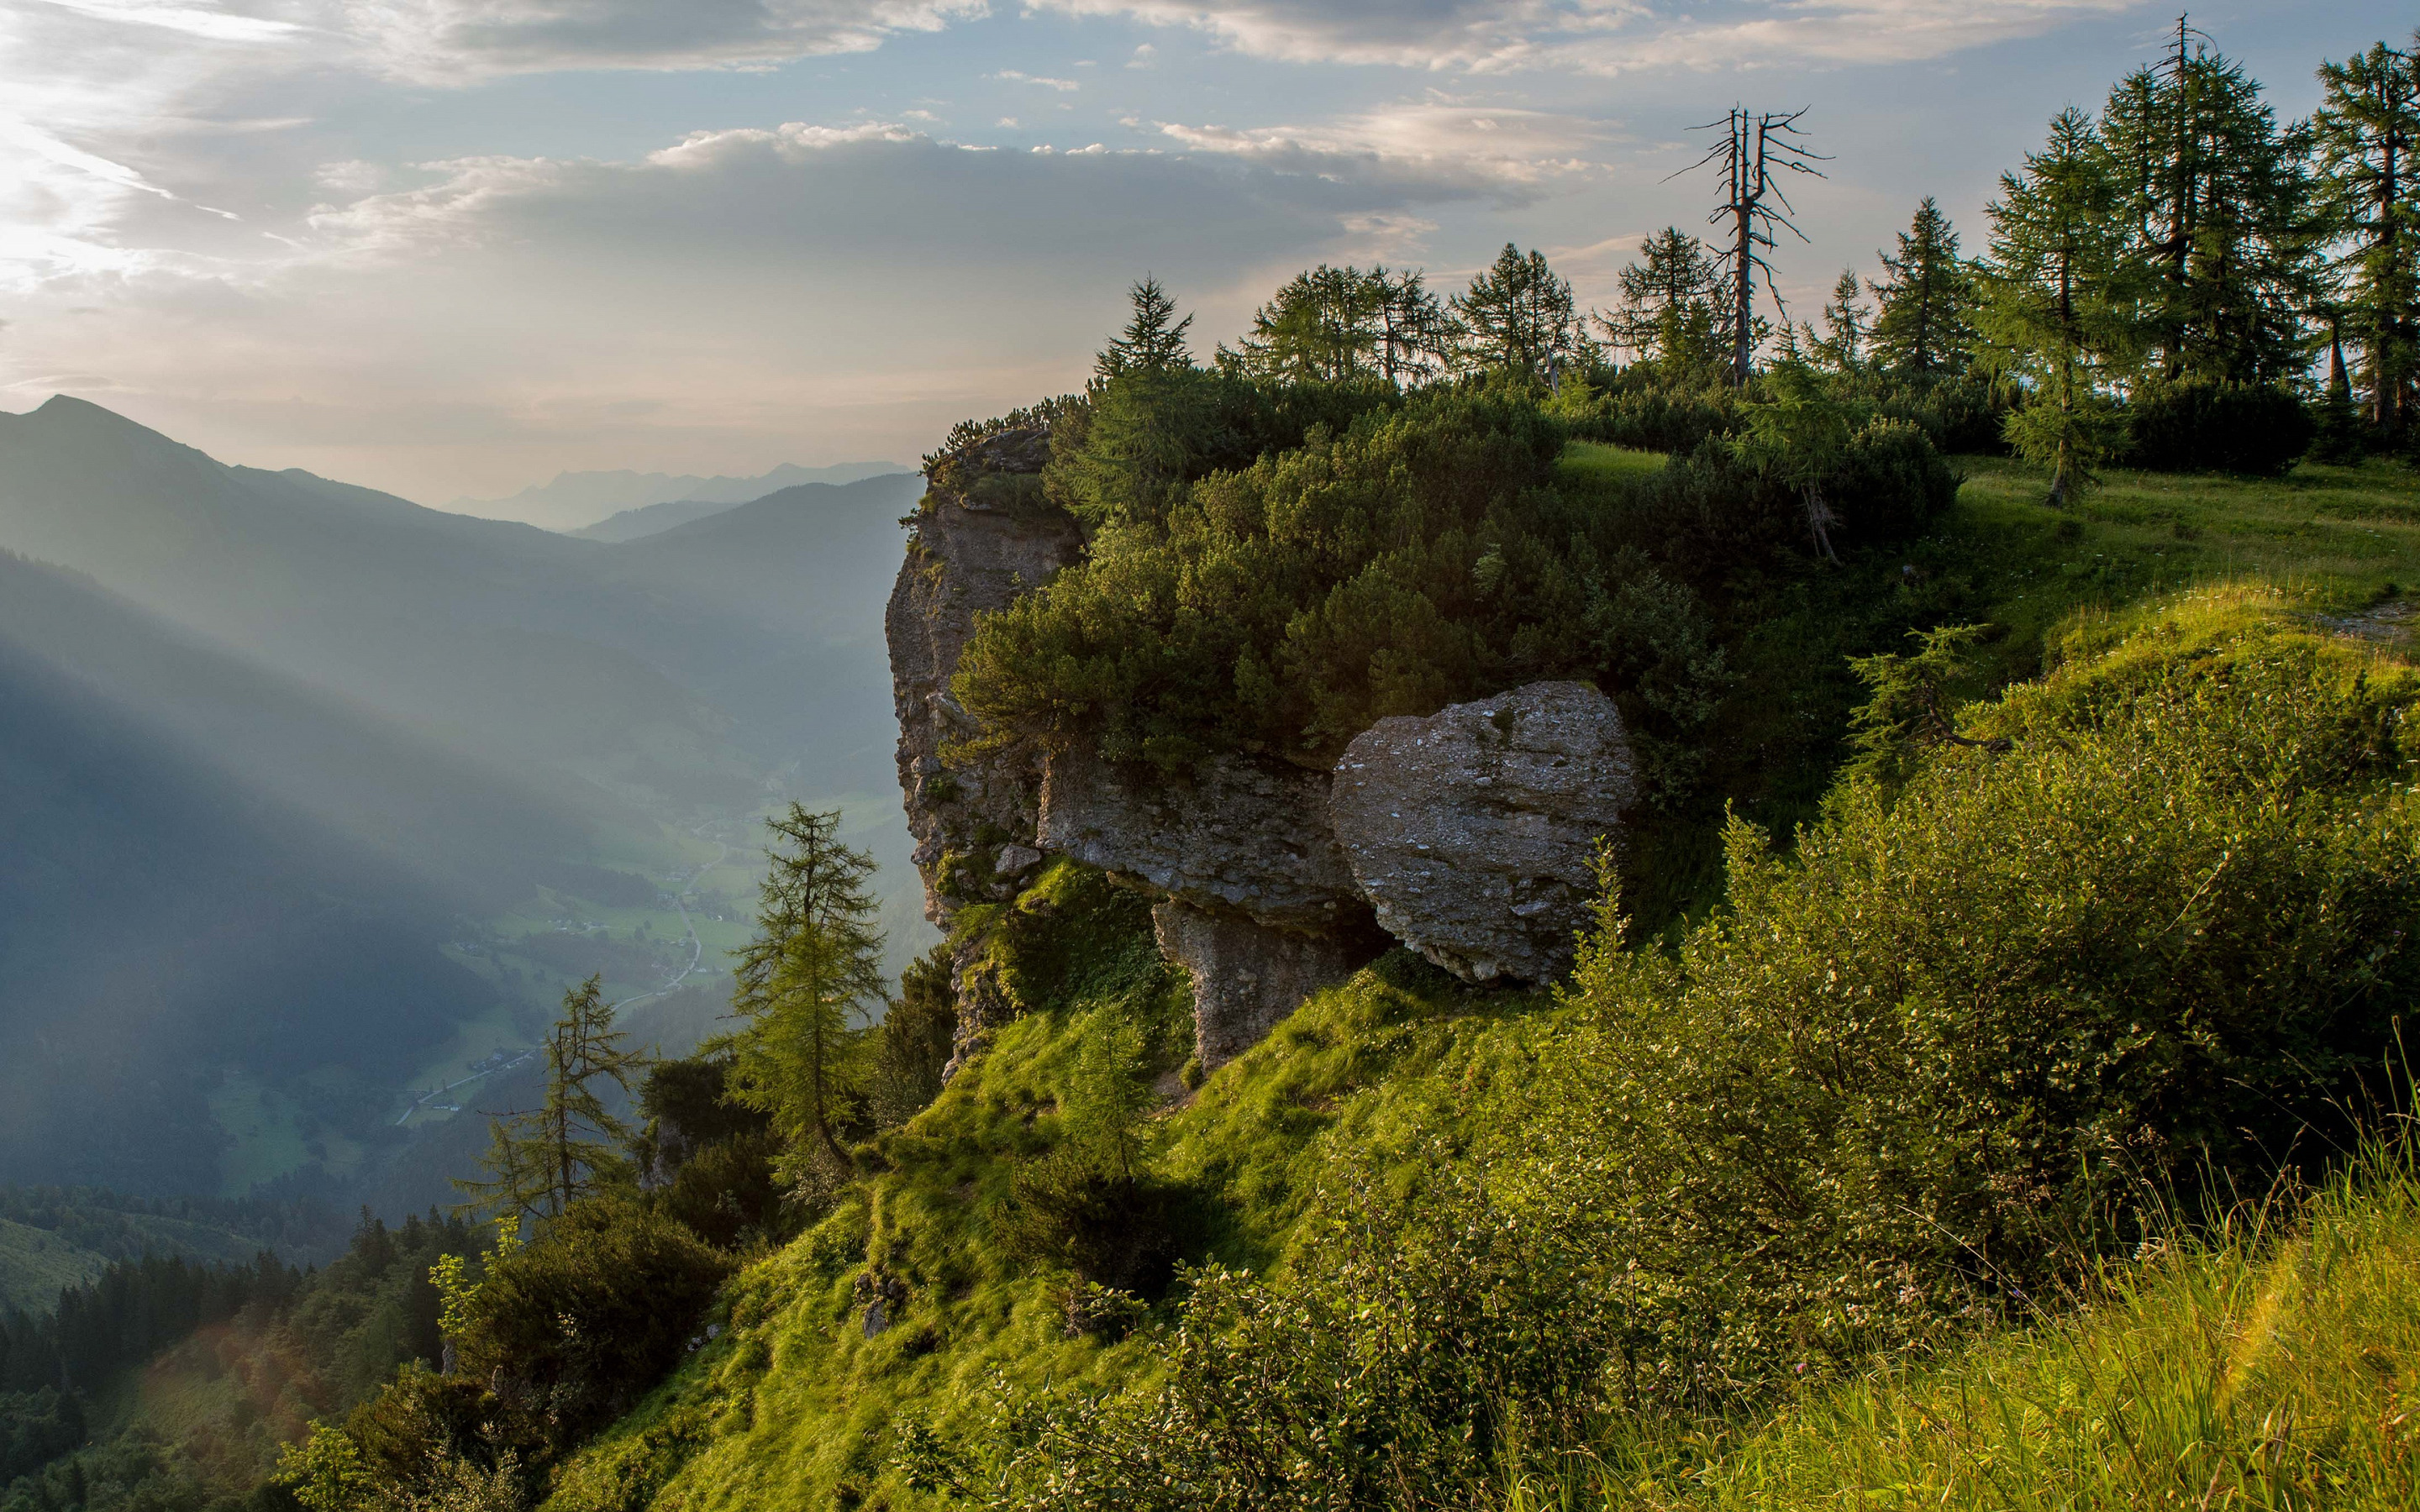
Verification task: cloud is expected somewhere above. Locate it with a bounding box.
[338,0,988,79]
[32,0,300,41]
[992,68,1080,89]
[1155,101,1607,202]
[1031,0,2141,73]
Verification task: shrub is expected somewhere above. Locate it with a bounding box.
[452,1200,733,1452]
[2124,379,2313,475]
[1535,607,2420,1400]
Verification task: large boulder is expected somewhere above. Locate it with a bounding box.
[1329,681,1635,984]
[1037,749,1366,933]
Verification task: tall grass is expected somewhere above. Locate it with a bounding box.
[1507,1138,2420,1511]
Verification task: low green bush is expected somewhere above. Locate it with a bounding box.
[453,1199,733,1453]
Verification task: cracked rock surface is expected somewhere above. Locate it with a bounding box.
[1037,748,1367,933]
[1329,680,1635,984]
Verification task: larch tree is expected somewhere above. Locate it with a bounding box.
[2101,24,2321,384]
[456,975,647,1224]
[722,806,887,1179]
[1866,197,1977,380]
[1229,265,1373,382]
[1597,228,1731,375]
[1809,268,1872,374]
[1370,267,1454,385]
[1975,108,2141,508]
[2312,34,2420,434]
[1451,244,1583,376]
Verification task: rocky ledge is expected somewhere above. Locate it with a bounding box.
[887,439,1636,1072]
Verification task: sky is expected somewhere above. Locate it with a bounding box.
[0,0,2408,515]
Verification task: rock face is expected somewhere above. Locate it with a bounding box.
[1329,681,1635,984]
[1039,749,1384,1068]
[1151,900,1378,1068]
[1037,749,1364,931]
[886,468,1082,931]
[886,446,1083,1071]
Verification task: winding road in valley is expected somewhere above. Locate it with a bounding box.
[392,840,732,1126]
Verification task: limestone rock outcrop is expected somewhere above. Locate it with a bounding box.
[1039,749,1385,1067]
[1037,748,1365,932]
[887,444,1083,1074]
[886,464,1081,931]
[1329,681,1635,984]
[1151,900,1377,1068]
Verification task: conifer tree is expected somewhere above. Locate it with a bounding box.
[722,806,886,1177]
[456,976,646,1223]
[1810,267,1872,373]
[1451,244,1582,376]
[1228,265,1385,383]
[1096,276,1196,379]
[2312,35,2420,434]
[1866,197,1977,380]
[1370,267,1453,385]
[1975,108,2140,507]
[1597,228,1730,375]
[2101,27,2321,384]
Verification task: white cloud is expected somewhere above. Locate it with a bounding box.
[1032,0,2141,73]
[992,68,1079,89]
[32,0,302,42]
[1155,101,1607,201]
[337,0,988,79]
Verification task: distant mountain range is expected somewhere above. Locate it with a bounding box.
[0,396,931,1200]
[450,461,911,533]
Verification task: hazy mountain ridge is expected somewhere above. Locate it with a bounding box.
[0,397,914,814]
[451,459,910,533]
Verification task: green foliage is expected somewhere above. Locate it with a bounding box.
[1095,276,1195,380]
[722,806,888,1178]
[1974,108,2139,506]
[1843,622,2005,787]
[905,602,2420,1511]
[2123,377,2316,475]
[1597,228,1732,380]
[1452,244,1586,377]
[2312,36,2420,439]
[449,1199,732,1457]
[456,978,648,1226]
[2101,42,2323,387]
[1866,197,1977,381]
[1222,265,1452,386]
[872,947,959,1131]
[632,1058,794,1253]
[1532,1142,2420,1510]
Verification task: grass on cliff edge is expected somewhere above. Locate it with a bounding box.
[1502,1137,2420,1512]
[541,902,1544,1512]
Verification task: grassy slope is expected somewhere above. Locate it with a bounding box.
[1520,1146,2420,1511]
[0,1220,108,1314]
[544,449,2420,1512]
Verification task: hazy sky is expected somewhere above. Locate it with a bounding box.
[0,0,2406,513]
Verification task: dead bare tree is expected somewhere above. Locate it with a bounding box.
[1676,108,1830,385]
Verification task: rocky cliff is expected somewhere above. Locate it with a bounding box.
[887,435,1638,1074]
[885,429,1081,1065]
